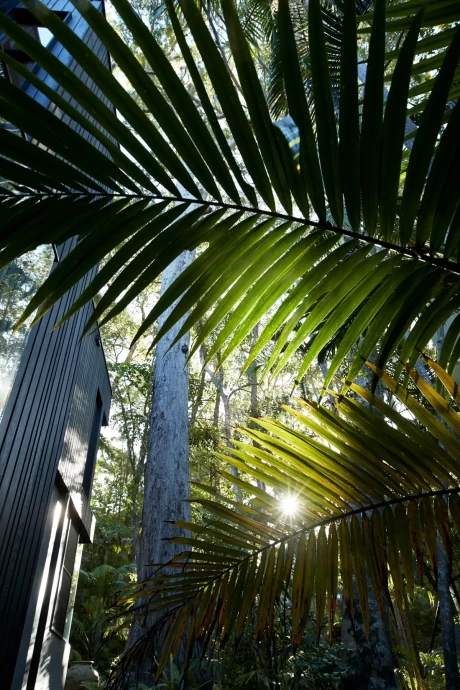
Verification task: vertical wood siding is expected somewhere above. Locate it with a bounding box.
[0,2,113,685]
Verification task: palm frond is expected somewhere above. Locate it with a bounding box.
[109,360,460,685]
[239,0,273,48]
[0,0,460,386]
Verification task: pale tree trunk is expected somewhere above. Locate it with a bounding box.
[248,324,265,490]
[211,390,221,492]
[189,324,207,426]
[190,356,206,425]
[204,357,242,501]
[218,382,242,501]
[125,249,195,683]
[213,389,220,428]
[140,250,194,567]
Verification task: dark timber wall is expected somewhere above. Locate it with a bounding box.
[0,2,113,685]
[22,0,115,155]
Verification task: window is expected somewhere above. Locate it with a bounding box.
[37,27,53,47]
[51,521,78,639]
[82,390,104,499]
[0,8,70,87]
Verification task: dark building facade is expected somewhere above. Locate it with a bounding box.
[0,2,113,688]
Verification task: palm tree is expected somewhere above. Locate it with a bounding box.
[112,359,460,685]
[1,0,460,683]
[0,0,459,387]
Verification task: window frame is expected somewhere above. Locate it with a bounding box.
[50,518,79,641]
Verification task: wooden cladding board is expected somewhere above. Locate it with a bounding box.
[23,0,116,155]
[0,239,111,686]
[0,0,115,154]
[58,296,111,539]
[0,1,113,685]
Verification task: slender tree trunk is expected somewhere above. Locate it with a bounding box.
[221,392,232,447]
[213,389,220,428]
[429,601,440,653]
[437,534,459,690]
[449,579,460,615]
[319,360,340,413]
[204,360,242,501]
[437,325,446,364]
[220,387,242,500]
[190,364,206,425]
[435,326,459,689]
[125,250,194,683]
[341,579,397,690]
[248,325,265,490]
[190,327,207,426]
[402,590,425,686]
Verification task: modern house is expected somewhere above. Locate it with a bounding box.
[0,2,113,688]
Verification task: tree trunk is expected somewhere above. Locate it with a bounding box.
[248,325,265,490]
[341,579,397,690]
[125,250,194,683]
[141,249,194,565]
[319,360,340,413]
[190,328,207,426]
[204,359,242,501]
[213,389,220,428]
[435,326,459,689]
[438,533,459,689]
[221,387,242,501]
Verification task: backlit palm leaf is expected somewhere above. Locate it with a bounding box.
[0,0,460,386]
[109,360,460,684]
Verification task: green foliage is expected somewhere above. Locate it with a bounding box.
[395,649,460,690]
[110,361,460,684]
[70,563,136,670]
[218,619,348,689]
[0,246,53,414]
[419,651,460,690]
[1,0,460,685]
[1,0,460,393]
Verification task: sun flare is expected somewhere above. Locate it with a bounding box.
[280,494,299,516]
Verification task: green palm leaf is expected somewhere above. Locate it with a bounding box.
[109,360,460,684]
[0,0,460,389]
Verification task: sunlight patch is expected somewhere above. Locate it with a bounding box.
[280,494,299,516]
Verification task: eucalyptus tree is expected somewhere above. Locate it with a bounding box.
[124,249,196,680]
[1,0,460,685]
